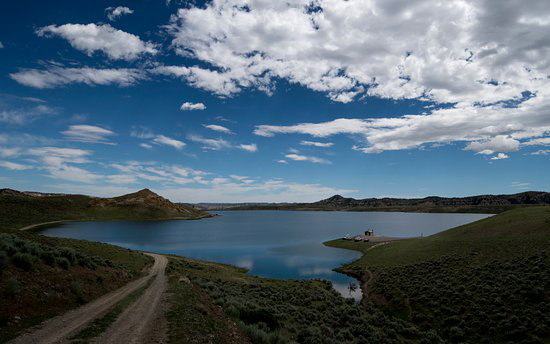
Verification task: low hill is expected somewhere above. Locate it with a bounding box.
[215,191,550,213]
[314,191,550,208]
[325,207,550,343]
[0,188,211,231]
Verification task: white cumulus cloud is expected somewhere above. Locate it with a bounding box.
[106,6,134,21]
[255,96,550,155]
[238,143,257,152]
[465,135,520,154]
[180,102,206,110]
[491,153,510,160]
[164,0,550,105]
[37,23,157,60]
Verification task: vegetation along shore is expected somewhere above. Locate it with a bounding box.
[1,188,548,343]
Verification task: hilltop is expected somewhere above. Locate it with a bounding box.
[0,188,211,231]
[203,191,550,213]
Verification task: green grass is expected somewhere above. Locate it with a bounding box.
[326,206,550,267]
[70,275,155,343]
[324,206,550,343]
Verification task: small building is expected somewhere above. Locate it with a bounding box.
[365,229,374,237]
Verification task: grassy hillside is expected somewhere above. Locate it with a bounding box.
[325,206,550,343]
[0,229,152,342]
[0,189,210,231]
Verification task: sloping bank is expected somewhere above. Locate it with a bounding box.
[324,206,550,343]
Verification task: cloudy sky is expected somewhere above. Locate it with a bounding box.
[1,0,549,202]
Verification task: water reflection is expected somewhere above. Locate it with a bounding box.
[332,282,362,301]
[41,211,490,300]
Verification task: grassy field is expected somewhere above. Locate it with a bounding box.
[325,206,550,343]
[0,228,152,342]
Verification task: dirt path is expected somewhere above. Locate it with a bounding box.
[18,220,71,231]
[359,242,390,305]
[93,253,168,344]
[366,241,390,251]
[8,253,165,344]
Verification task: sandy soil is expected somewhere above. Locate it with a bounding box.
[8,253,165,344]
[92,253,168,344]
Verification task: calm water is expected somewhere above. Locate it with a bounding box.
[41,211,491,300]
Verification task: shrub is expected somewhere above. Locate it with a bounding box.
[5,277,19,298]
[55,257,71,270]
[225,304,240,318]
[245,324,271,344]
[0,250,8,275]
[70,281,85,304]
[1,242,17,256]
[11,252,35,271]
[40,250,56,266]
[59,247,77,264]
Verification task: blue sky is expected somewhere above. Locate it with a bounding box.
[1,0,549,202]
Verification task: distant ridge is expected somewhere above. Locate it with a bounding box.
[313,191,550,207]
[0,188,211,231]
[194,191,550,213]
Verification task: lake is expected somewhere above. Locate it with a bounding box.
[40,210,491,300]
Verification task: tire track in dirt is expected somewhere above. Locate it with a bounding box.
[92,253,168,344]
[9,253,164,344]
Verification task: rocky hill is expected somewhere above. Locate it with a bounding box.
[0,188,211,231]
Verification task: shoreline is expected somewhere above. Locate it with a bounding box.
[18,220,72,231]
[204,206,508,214]
[324,236,407,303]
[17,214,216,232]
[22,217,368,300]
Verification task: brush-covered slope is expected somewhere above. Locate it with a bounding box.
[0,188,211,231]
[326,207,550,343]
[0,230,152,342]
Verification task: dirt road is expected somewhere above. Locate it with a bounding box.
[9,253,167,344]
[93,253,168,344]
